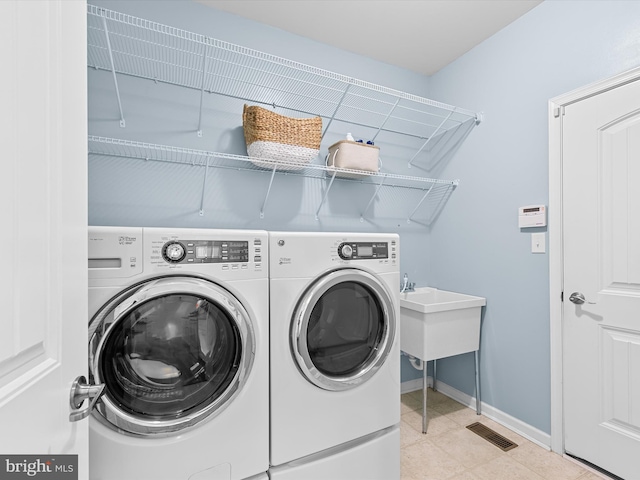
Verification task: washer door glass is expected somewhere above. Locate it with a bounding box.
[292,269,396,391]
[89,276,255,436]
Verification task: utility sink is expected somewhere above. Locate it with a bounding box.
[400,287,486,361]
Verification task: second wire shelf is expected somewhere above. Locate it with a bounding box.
[88,135,458,223]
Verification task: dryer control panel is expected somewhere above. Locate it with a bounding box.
[162,239,250,264]
[337,241,389,260]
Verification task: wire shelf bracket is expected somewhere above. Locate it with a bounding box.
[321,83,352,141]
[371,98,401,144]
[196,40,210,137]
[260,165,278,219]
[408,109,455,168]
[199,157,211,216]
[360,175,387,222]
[407,180,458,224]
[315,169,338,220]
[100,12,125,128]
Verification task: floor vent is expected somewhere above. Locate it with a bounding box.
[466,422,518,452]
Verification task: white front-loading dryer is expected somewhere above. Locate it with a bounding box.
[268,231,400,472]
[88,227,268,480]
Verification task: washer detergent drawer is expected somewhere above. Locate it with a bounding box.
[89,227,144,279]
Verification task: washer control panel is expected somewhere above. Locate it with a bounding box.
[162,239,250,264]
[337,241,389,260]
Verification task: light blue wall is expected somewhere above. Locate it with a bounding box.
[426,0,640,434]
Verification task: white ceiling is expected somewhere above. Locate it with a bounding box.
[198,0,543,76]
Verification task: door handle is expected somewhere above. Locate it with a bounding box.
[568,292,596,305]
[69,375,105,422]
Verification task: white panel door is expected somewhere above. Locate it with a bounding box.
[563,77,640,479]
[0,0,88,475]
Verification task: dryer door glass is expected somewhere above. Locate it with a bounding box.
[307,282,384,376]
[292,269,396,391]
[89,277,255,435]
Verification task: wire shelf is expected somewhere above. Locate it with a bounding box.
[88,136,458,223]
[87,5,480,146]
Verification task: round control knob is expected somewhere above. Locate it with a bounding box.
[162,241,186,263]
[338,243,353,259]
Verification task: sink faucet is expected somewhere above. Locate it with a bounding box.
[401,273,415,293]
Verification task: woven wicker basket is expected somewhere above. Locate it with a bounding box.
[243,104,322,170]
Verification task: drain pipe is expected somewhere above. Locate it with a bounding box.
[402,352,423,370]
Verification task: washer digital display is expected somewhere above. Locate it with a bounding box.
[163,240,249,264]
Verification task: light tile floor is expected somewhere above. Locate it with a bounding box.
[401,389,607,480]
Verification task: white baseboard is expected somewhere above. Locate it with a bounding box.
[401,378,551,450]
[401,377,431,394]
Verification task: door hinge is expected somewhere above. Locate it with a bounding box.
[561,291,564,302]
[553,106,565,118]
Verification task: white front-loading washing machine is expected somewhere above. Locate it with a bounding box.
[268,231,400,477]
[87,227,268,480]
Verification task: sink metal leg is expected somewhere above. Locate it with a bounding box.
[474,350,481,415]
[422,360,428,433]
[433,359,437,392]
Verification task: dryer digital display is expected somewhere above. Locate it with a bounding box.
[337,242,388,260]
[162,240,249,264]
